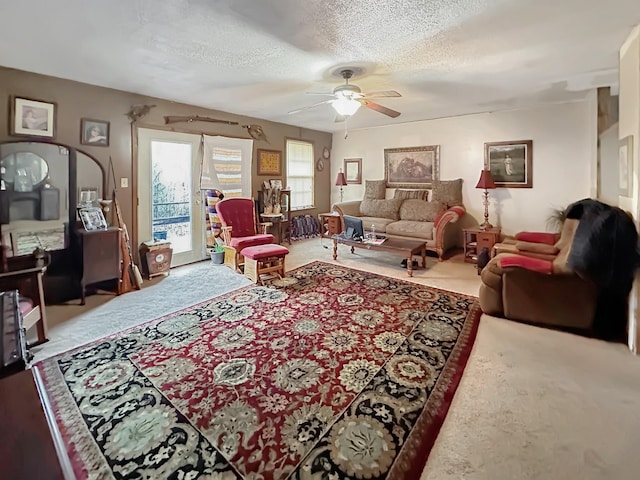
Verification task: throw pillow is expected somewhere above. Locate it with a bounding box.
[431,179,463,208]
[364,180,386,199]
[394,189,429,201]
[360,198,403,220]
[399,199,445,222]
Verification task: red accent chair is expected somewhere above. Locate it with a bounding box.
[216,197,275,271]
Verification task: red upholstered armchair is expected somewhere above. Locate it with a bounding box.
[216,197,275,271]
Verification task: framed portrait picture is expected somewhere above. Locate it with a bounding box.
[619,135,633,196]
[384,145,440,188]
[344,158,362,184]
[484,140,533,188]
[10,96,56,138]
[81,118,110,147]
[79,207,108,231]
[257,149,282,176]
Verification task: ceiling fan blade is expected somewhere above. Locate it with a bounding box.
[361,100,401,118]
[361,90,402,99]
[334,114,347,123]
[288,99,334,115]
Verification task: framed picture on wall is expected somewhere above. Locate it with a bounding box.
[81,118,110,146]
[344,158,362,184]
[619,135,633,196]
[257,149,282,176]
[10,96,56,138]
[484,140,533,188]
[384,145,440,188]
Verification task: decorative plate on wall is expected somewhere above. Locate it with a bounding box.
[316,158,325,171]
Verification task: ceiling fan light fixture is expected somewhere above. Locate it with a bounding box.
[332,97,361,116]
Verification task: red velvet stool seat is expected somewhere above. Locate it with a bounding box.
[241,244,289,284]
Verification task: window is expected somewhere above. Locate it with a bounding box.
[286,139,314,210]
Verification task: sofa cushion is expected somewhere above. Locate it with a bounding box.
[498,255,553,274]
[394,189,429,201]
[385,220,434,240]
[515,241,560,256]
[364,180,386,199]
[399,199,445,222]
[515,231,559,245]
[432,179,463,208]
[360,198,403,220]
[359,217,395,233]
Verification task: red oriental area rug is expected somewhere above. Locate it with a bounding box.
[36,261,480,480]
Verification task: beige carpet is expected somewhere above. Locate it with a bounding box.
[42,237,640,479]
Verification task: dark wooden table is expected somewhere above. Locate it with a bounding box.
[0,369,69,479]
[332,236,427,277]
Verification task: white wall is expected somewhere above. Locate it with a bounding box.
[619,24,640,354]
[331,101,594,235]
[599,122,620,205]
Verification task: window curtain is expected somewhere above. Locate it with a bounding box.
[201,135,253,197]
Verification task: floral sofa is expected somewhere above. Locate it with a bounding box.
[331,179,466,260]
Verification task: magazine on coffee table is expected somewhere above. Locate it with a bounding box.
[363,237,387,245]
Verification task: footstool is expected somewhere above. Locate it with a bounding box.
[241,244,289,284]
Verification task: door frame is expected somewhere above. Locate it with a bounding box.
[135,127,205,267]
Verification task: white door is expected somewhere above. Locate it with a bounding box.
[137,128,204,267]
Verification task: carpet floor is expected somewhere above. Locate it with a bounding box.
[36,261,480,479]
[36,238,640,479]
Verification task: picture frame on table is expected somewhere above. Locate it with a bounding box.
[344,158,362,184]
[79,207,108,231]
[81,118,110,146]
[269,179,283,189]
[257,149,282,176]
[484,140,533,188]
[10,96,56,138]
[619,135,634,196]
[384,145,440,188]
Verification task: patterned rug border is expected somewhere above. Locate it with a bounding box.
[35,260,482,479]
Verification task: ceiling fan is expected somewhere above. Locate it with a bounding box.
[288,69,401,121]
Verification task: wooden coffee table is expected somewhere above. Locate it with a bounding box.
[332,236,426,277]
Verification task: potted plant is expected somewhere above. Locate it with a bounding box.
[210,242,225,264]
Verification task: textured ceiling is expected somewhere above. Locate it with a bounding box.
[1,0,638,133]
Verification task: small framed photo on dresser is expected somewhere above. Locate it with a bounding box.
[79,207,108,231]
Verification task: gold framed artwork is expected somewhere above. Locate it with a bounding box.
[257,149,282,176]
[384,145,440,188]
[344,158,362,184]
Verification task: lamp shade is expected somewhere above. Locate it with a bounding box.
[475,169,496,189]
[332,97,361,116]
[335,171,347,186]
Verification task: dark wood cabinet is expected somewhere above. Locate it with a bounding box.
[75,227,121,304]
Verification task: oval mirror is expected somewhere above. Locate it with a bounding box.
[1,151,50,187]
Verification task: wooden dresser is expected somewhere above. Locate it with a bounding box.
[75,227,122,304]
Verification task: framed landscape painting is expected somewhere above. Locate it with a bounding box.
[384,145,440,188]
[484,140,533,188]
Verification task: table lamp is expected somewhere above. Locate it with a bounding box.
[475,169,496,229]
[335,169,347,202]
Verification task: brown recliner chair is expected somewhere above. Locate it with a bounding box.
[480,199,640,340]
[479,218,599,331]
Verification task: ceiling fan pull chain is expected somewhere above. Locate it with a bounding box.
[344,118,349,139]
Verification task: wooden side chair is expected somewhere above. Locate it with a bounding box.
[0,245,50,346]
[216,197,275,272]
